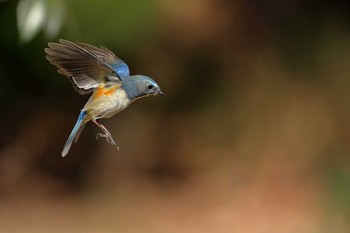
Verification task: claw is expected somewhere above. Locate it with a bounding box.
[96,133,119,150]
[93,119,120,150]
[96,133,104,140]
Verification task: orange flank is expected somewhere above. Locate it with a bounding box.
[94,84,121,98]
[94,88,104,98]
[104,85,120,95]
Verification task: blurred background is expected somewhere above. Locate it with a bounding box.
[1,0,350,232]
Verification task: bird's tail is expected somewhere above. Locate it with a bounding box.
[61,111,87,157]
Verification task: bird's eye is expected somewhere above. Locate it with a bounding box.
[147,84,154,90]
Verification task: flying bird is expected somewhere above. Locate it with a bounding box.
[45,39,164,157]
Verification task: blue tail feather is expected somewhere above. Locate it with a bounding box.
[61,111,87,157]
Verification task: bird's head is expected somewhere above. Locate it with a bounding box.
[123,75,164,100]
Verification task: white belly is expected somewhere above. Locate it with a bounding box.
[84,88,131,119]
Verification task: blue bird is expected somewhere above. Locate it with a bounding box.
[45,39,164,157]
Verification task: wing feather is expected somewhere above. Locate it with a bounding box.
[45,39,130,95]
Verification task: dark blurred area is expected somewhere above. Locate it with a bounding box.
[1,0,350,232]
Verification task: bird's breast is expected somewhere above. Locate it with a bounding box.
[110,88,131,109]
[84,86,131,119]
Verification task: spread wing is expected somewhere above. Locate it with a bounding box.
[45,39,130,95]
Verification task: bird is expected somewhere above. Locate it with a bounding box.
[45,39,164,157]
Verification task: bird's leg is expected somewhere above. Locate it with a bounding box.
[92,119,119,150]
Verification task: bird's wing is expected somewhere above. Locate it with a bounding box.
[45,39,130,95]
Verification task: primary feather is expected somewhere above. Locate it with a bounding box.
[45,39,130,95]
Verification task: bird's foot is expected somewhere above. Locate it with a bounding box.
[96,133,120,150]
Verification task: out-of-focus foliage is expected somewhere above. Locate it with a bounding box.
[17,0,64,42]
[15,0,157,46]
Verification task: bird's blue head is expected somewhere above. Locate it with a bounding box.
[122,75,164,101]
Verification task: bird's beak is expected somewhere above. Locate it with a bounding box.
[158,90,165,96]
